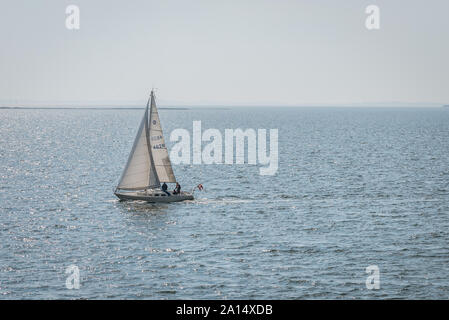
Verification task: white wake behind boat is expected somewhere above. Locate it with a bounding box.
[114,91,194,203]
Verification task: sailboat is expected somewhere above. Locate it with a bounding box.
[114,91,194,203]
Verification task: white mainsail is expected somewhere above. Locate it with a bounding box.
[148,91,177,183]
[116,91,176,191]
[116,98,160,190]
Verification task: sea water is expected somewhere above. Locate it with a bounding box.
[0,107,448,299]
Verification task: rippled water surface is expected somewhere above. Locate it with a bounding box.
[1,107,448,299]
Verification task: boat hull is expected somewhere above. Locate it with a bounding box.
[114,190,194,203]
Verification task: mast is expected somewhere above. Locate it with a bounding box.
[146,90,160,188]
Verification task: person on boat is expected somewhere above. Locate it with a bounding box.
[161,182,170,196]
[173,182,181,195]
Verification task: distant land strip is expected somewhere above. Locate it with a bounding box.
[0,106,190,110]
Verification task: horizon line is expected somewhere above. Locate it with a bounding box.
[1,104,447,110]
[1,99,447,108]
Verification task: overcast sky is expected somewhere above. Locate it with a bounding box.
[0,0,448,106]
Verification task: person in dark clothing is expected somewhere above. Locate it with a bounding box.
[161,182,170,196]
[173,182,181,195]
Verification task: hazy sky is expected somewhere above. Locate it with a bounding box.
[1,0,448,106]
